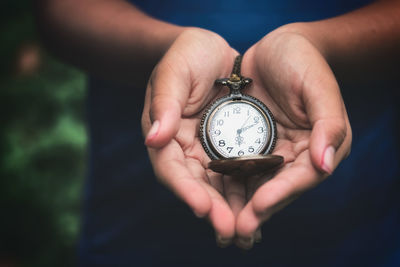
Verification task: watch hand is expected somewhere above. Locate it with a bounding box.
[235,130,242,146]
[239,115,251,130]
[241,123,258,133]
[236,115,250,135]
[235,134,244,146]
[235,116,252,146]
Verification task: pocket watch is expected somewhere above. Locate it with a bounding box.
[200,55,283,176]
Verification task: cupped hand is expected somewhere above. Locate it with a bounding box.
[141,28,239,244]
[232,26,352,247]
[142,26,352,250]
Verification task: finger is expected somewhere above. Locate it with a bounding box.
[149,141,212,217]
[222,175,253,249]
[232,174,269,249]
[246,184,262,246]
[236,151,318,239]
[254,228,262,243]
[185,161,235,244]
[144,57,191,148]
[224,176,246,218]
[303,63,349,174]
[242,173,273,246]
[206,169,224,197]
[205,171,236,247]
[211,199,236,248]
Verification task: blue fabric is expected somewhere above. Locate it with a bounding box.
[79,1,400,266]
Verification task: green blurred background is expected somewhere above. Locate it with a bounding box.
[1,1,86,266]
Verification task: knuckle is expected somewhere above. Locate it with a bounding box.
[343,122,353,159]
[320,117,347,147]
[335,119,347,144]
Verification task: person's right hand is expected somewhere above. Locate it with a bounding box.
[141,28,239,245]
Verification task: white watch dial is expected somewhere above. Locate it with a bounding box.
[208,101,269,158]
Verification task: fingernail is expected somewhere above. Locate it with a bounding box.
[321,146,335,174]
[146,120,160,141]
[254,229,262,243]
[216,235,232,248]
[236,237,254,250]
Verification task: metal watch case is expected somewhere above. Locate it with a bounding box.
[199,93,277,160]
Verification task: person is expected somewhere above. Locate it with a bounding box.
[36,0,400,266]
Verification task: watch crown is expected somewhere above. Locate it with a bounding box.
[215,55,252,95]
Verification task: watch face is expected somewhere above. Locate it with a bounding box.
[200,95,276,160]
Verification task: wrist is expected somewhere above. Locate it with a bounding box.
[244,23,328,79]
[267,23,330,61]
[169,27,237,75]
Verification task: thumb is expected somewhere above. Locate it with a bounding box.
[304,68,348,174]
[309,116,347,174]
[144,59,190,148]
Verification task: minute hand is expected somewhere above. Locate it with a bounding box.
[241,123,258,133]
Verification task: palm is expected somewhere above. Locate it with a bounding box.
[151,114,231,228]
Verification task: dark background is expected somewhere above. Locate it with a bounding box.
[1,1,85,266]
[1,1,399,266]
